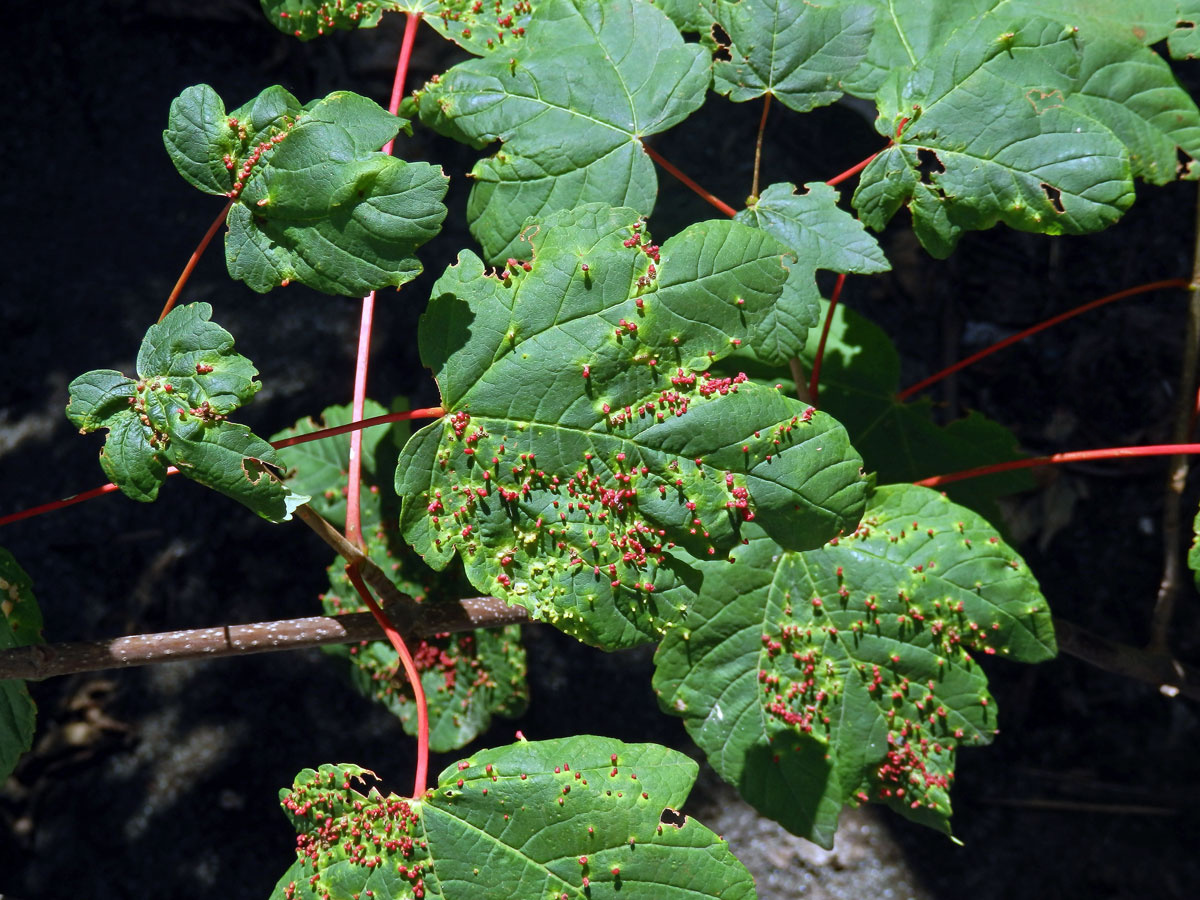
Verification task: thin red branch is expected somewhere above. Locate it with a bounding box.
[898,279,1190,402]
[808,273,846,406]
[347,11,423,550]
[382,11,422,154]
[0,410,444,529]
[826,151,881,188]
[915,443,1200,488]
[751,94,772,200]
[643,144,738,218]
[0,480,124,529]
[346,292,376,550]
[271,407,444,449]
[346,563,429,798]
[158,199,234,322]
[824,117,907,188]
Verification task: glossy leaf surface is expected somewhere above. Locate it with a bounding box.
[853,15,1135,256]
[414,0,710,262]
[653,484,1056,847]
[261,1,538,55]
[66,303,306,522]
[271,739,756,899]
[165,84,448,295]
[713,0,874,112]
[397,205,867,649]
[734,182,890,363]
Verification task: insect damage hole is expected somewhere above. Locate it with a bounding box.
[916,148,945,184]
[659,807,687,828]
[710,23,732,61]
[1040,182,1065,214]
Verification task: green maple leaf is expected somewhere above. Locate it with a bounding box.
[653,484,1056,848]
[713,0,875,112]
[0,548,43,783]
[270,739,755,899]
[734,181,890,363]
[841,0,999,97]
[397,204,867,649]
[1190,505,1200,592]
[852,14,1135,256]
[414,0,711,262]
[164,84,448,295]
[260,1,540,55]
[66,303,307,522]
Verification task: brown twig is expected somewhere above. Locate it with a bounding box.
[1149,188,1200,651]
[787,357,811,404]
[1052,617,1200,701]
[0,598,529,681]
[0,501,533,681]
[751,94,771,201]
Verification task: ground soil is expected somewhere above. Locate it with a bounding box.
[2,3,1199,899]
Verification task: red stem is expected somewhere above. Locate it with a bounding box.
[915,443,1200,488]
[0,409,445,529]
[0,475,165,529]
[158,199,234,322]
[898,278,1190,402]
[271,407,444,449]
[808,273,846,405]
[643,144,738,218]
[346,11,423,550]
[345,563,429,798]
[825,117,907,189]
[346,293,375,550]
[826,151,881,188]
[382,12,422,156]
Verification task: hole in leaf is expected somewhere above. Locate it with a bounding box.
[711,24,732,61]
[1040,182,1065,214]
[659,807,687,828]
[916,148,945,184]
[1178,146,1196,178]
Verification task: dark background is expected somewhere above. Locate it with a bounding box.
[2,2,1198,898]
